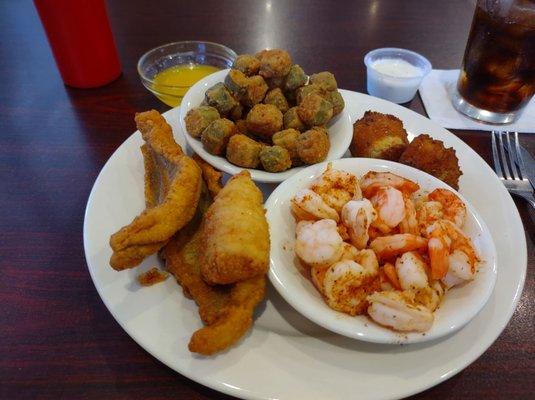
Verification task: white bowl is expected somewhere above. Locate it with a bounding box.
[179,69,353,183]
[265,158,497,344]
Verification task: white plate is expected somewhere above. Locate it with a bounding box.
[266,158,497,344]
[178,69,353,183]
[84,90,527,400]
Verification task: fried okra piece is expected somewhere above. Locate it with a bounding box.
[184,106,220,138]
[296,84,325,104]
[297,93,334,126]
[283,106,306,132]
[241,75,269,107]
[246,104,283,140]
[272,128,301,165]
[255,49,292,79]
[235,119,248,135]
[325,90,345,116]
[399,134,462,190]
[233,54,261,76]
[264,88,290,114]
[297,127,330,164]
[201,118,238,155]
[265,76,286,90]
[259,145,292,172]
[226,134,263,168]
[205,83,238,115]
[225,69,249,98]
[285,64,308,91]
[229,103,244,121]
[350,111,409,161]
[310,71,337,91]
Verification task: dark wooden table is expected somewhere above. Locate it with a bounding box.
[1,0,533,398]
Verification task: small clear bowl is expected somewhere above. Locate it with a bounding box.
[137,41,237,107]
[364,48,432,104]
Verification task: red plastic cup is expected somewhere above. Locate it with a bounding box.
[34,0,122,88]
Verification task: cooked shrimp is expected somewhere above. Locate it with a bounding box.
[367,291,434,332]
[416,200,443,233]
[291,188,339,222]
[413,284,443,312]
[442,249,476,289]
[355,248,380,275]
[428,188,466,228]
[360,171,419,198]
[310,164,362,213]
[295,219,344,267]
[370,234,428,260]
[382,262,401,290]
[341,199,377,249]
[370,186,405,232]
[339,242,360,261]
[323,259,380,315]
[399,195,418,235]
[395,251,429,290]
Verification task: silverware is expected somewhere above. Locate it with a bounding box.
[518,146,535,190]
[491,130,535,209]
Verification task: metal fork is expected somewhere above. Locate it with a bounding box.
[491,130,535,209]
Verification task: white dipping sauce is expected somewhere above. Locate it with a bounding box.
[366,57,425,103]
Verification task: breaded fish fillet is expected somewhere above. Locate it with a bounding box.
[109,110,202,270]
[200,171,270,285]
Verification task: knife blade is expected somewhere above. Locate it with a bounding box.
[518,146,535,190]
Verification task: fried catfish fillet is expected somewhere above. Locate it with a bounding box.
[109,110,202,270]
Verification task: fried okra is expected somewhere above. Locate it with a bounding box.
[229,103,244,121]
[297,127,330,164]
[241,75,268,107]
[264,88,290,114]
[226,134,263,168]
[260,145,292,172]
[325,90,345,116]
[296,84,325,104]
[297,93,334,126]
[233,54,261,76]
[235,119,248,135]
[399,134,462,190]
[246,104,283,140]
[225,69,249,98]
[205,83,238,115]
[350,111,409,161]
[283,107,306,132]
[201,118,238,155]
[285,64,308,91]
[272,128,301,165]
[310,71,337,91]
[184,106,220,138]
[255,49,292,78]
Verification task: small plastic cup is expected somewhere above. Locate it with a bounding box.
[364,48,432,103]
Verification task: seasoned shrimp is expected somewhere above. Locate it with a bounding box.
[399,195,418,235]
[295,219,344,267]
[370,186,405,232]
[416,200,443,233]
[367,291,434,332]
[442,249,476,289]
[341,199,377,249]
[428,188,466,228]
[395,251,429,290]
[360,171,419,198]
[323,259,380,315]
[310,165,362,213]
[291,188,339,222]
[370,234,428,260]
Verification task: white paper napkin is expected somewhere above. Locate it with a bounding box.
[419,69,534,133]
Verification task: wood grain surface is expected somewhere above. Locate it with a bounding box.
[0,0,533,399]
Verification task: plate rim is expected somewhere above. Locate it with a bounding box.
[83,96,527,400]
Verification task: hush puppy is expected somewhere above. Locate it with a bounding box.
[184,106,220,138]
[260,145,292,172]
[297,93,334,126]
[255,49,292,78]
[272,128,301,165]
[233,54,261,76]
[399,134,462,190]
[246,104,283,140]
[350,111,409,160]
[201,118,238,155]
[264,88,290,114]
[226,134,263,168]
[297,127,330,164]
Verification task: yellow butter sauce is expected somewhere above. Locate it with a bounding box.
[152,64,221,107]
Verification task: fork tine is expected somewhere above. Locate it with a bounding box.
[497,131,512,179]
[491,131,505,179]
[505,131,519,180]
[513,132,528,180]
